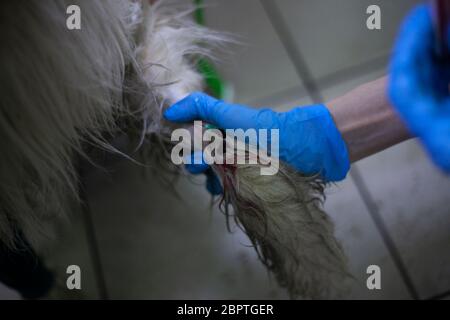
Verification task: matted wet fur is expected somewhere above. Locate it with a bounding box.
[216,162,349,299]
[0,0,349,298]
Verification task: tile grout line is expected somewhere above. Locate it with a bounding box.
[246,53,388,107]
[78,165,109,300]
[259,0,323,105]
[350,166,419,300]
[260,0,419,300]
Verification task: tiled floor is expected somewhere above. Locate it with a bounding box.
[0,283,20,300]
[273,0,418,81]
[37,203,100,300]
[83,160,288,299]
[250,0,449,300]
[355,140,450,299]
[201,0,304,104]
[324,177,411,299]
[2,0,449,300]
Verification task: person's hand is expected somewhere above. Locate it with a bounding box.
[389,4,450,172]
[164,92,350,194]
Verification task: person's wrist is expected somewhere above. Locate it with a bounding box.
[279,104,350,181]
[320,104,350,181]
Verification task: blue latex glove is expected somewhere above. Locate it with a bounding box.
[185,151,223,196]
[389,4,450,173]
[164,92,350,193]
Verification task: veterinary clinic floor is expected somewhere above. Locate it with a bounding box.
[1,0,450,300]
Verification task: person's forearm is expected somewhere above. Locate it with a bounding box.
[327,76,413,162]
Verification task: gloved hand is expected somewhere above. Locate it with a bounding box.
[389,4,450,173]
[164,92,350,194]
[185,151,224,196]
